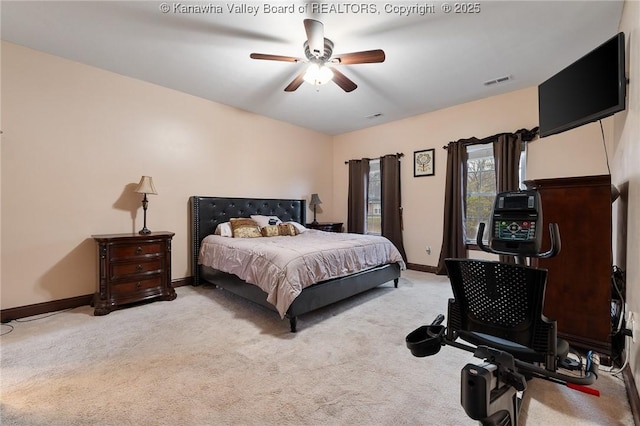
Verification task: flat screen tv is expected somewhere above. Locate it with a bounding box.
[538,32,626,138]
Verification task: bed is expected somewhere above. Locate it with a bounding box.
[190,196,404,331]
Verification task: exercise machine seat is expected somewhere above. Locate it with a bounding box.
[445,258,569,371]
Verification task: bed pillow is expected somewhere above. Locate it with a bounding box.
[214,222,233,237]
[250,215,282,228]
[230,218,262,238]
[260,223,299,237]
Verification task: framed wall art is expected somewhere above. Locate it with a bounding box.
[414,149,435,177]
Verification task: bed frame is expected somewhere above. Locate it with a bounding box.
[190,196,401,332]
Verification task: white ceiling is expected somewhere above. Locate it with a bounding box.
[1,1,624,135]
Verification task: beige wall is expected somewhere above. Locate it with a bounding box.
[332,86,612,267]
[1,42,332,309]
[527,118,614,180]
[613,0,640,394]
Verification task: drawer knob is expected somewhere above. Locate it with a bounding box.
[136,282,142,289]
[135,247,143,255]
[136,264,144,272]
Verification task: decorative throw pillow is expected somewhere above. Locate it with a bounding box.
[277,223,299,236]
[286,221,307,233]
[260,225,281,237]
[230,218,262,238]
[260,223,299,237]
[250,215,282,228]
[214,222,233,237]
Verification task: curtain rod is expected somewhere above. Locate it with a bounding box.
[441,127,539,150]
[344,152,404,164]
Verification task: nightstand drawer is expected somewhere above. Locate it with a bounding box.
[112,276,162,296]
[111,259,163,279]
[111,242,163,260]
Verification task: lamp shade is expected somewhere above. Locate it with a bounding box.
[309,193,322,207]
[135,176,157,195]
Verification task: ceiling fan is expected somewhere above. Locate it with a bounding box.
[250,19,385,93]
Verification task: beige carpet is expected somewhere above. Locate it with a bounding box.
[0,270,633,425]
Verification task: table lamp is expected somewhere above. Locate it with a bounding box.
[135,176,157,235]
[309,193,322,225]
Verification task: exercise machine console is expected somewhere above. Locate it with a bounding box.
[406,189,598,426]
[489,189,542,256]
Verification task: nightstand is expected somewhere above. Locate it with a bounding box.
[92,231,176,315]
[306,222,343,233]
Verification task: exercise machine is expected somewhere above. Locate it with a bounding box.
[406,189,599,426]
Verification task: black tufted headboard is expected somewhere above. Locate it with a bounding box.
[190,196,306,285]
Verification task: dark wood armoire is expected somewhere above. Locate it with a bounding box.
[526,174,614,360]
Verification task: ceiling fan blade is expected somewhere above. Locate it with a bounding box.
[284,72,306,92]
[304,19,324,58]
[250,53,300,62]
[333,49,386,65]
[331,68,357,92]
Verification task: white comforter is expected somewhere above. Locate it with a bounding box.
[198,230,406,318]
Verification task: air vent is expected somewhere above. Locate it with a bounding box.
[484,75,512,86]
[365,113,383,120]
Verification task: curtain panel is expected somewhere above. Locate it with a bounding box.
[494,133,524,193]
[347,159,369,234]
[435,140,471,275]
[493,133,525,263]
[381,154,407,261]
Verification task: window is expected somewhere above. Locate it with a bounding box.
[367,159,381,235]
[465,145,496,243]
[465,144,526,243]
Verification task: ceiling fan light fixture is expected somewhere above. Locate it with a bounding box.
[303,63,334,86]
[251,19,383,93]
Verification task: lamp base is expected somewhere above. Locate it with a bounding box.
[311,221,319,226]
[139,196,151,235]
